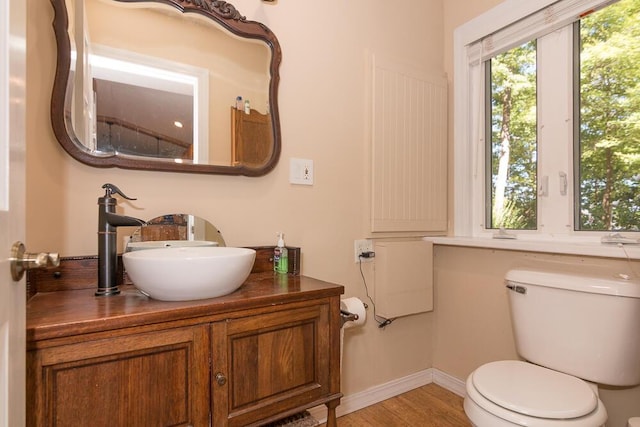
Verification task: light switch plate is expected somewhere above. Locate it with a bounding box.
[289,158,314,185]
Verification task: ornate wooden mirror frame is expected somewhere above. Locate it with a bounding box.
[51,0,282,176]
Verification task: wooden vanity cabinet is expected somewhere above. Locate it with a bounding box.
[212,303,338,426]
[27,277,343,427]
[27,325,211,426]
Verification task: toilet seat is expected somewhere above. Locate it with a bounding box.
[465,361,608,427]
[474,360,597,418]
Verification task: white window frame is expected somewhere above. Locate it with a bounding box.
[444,0,640,259]
[481,27,575,238]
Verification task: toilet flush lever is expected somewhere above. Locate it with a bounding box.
[10,241,60,281]
[506,282,527,294]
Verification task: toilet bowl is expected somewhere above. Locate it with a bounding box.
[464,360,607,427]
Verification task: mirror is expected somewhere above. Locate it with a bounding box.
[126,214,226,251]
[51,0,282,176]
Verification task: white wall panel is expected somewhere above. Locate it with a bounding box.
[374,240,433,319]
[371,56,447,233]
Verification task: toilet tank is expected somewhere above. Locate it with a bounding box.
[505,267,640,386]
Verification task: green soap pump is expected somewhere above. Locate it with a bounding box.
[274,232,288,274]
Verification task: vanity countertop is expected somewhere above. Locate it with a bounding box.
[26,272,344,347]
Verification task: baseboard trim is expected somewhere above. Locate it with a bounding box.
[432,368,466,397]
[308,368,466,423]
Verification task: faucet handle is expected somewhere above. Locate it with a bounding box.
[102,183,136,201]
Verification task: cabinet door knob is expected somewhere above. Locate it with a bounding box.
[215,372,227,386]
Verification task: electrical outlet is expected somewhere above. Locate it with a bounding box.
[354,239,374,263]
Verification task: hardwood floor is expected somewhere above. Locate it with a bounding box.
[323,384,472,426]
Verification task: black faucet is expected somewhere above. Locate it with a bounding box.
[97,183,145,296]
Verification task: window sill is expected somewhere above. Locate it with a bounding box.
[423,236,640,260]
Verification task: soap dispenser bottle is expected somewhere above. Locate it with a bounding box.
[274,232,288,274]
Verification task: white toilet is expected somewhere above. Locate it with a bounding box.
[464,267,640,427]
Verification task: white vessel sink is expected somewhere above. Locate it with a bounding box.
[122,246,256,301]
[126,240,218,251]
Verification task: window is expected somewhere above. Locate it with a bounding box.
[577,2,640,231]
[487,41,537,230]
[455,0,640,240]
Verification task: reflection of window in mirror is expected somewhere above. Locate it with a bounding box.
[88,45,210,163]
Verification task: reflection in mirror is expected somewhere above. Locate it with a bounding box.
[126,214,226,251]
[52,0,282,176]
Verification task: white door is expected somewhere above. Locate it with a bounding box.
[0,0,26,425]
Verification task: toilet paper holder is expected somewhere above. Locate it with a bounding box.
[340,303,368,328]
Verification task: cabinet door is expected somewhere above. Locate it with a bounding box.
[28,325,210,427]
[230,107,271,167]
[212,304,331,427]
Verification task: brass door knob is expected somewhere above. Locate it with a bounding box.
[215,372,227,386]
[10,241,60,281]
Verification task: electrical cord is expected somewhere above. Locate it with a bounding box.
[358,255,395,329]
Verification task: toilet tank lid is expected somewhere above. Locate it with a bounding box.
[506,268,640,298]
